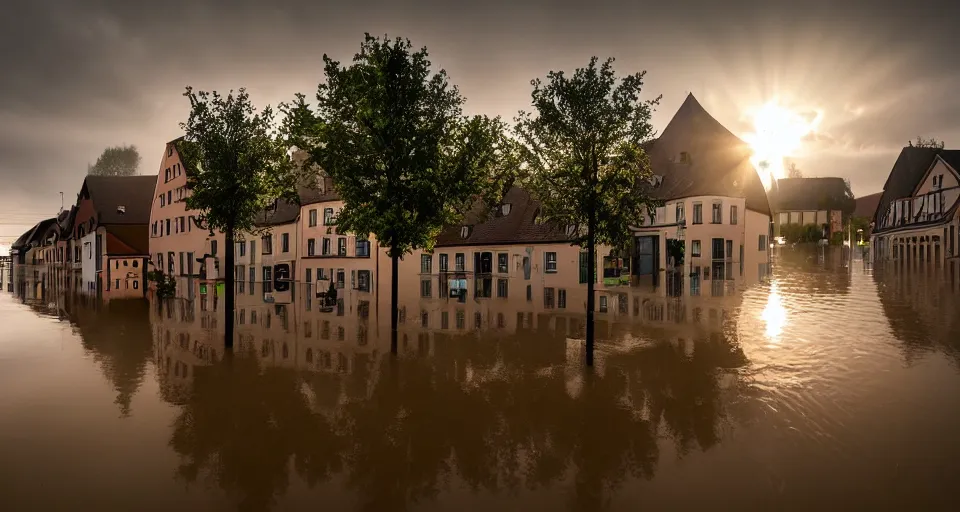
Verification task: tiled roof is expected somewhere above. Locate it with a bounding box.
[854,192,882,219]
[434,187,571,247]
[775,177,853,212]
[82,175,157,225]
[873,147,941,226]
[105,224,149,255]
[644,94,771,215]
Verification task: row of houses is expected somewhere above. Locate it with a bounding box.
[10,94,777,310]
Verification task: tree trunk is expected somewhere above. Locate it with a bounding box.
[390,252,399,354]
[586,210,596,367]
[224,225,235,350]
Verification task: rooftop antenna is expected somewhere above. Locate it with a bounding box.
[59,192,64,214]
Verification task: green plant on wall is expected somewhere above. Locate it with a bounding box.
[147,270,177,299]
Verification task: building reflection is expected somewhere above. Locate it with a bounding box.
[874,260,960,368]
[149,275,753,511]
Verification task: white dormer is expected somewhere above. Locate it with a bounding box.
[566,224,577,237]
[501,203,512,216]
[117,205,126,215]
[460,226,471,239]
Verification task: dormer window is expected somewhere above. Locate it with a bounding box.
[501,203,512,216]
[117,206,126,215]
[460,226,471,239]
[566,224,577,237]
[679,151,691,164]
[648,175,663,187]
[168,146,173,157]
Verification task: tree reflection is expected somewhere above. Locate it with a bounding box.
[159,314,747,511]
[69,298,152,416]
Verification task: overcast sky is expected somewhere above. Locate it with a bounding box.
[2,0,958,251]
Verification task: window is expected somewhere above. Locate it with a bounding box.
[460,226,470,239]
[439,254,449,272]
[211,240,218,256]
[497,278,508,298]
[132,260,138,268]
[545,252,557,273]
[526,284,532,301]
[322,238,330,255]
[160,194,165,207]
[599,295,608,313]
[441,312,449,329]
[421,254,433,274]
[167,190,172,206]
[179,252,185,274]
[676,202,685,223]
[693,203,703,224]
[238,241,246,257]
[498,253,508,273]
[558,289,567,309]
[262,235,272,254]
[133,281,138,290]
[692,240,702,258]
[336,269,345,289]
[544,287,555,308]
[420,279,432,297]
[165,169,170,182]
[306,268,312,283]
[308,239,316,256]
[249,241,256,263]
[455,253,465,272]
[712,202,722,223]
[165,219,170,236]
[337,237,347,256]
[281,233,290,253]
[356,237,370,257]
[309,209,318,227]
[249,266,256,294]
[167,146,173,157]
[323,208,335,225]
[263,266,272,293]
[115,279,120,289]
[679,151,690,163]
[759,235,767,251]
[456,309,465,330]
[730,205,738,225]
[357,270,371,292]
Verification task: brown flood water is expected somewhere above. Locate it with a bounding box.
[2,257,960,511]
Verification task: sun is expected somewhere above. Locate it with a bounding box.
[743,100,822,185]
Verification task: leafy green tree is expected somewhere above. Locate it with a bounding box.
[283,34,509,353]
[515,57,662,366]
[180,87,298,349]
[88,144,141,176]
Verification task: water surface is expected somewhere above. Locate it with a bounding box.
[2,257,960,511]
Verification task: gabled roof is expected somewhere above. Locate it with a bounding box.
[873,147,942,225]
[643,93,771,215]
[24,218,58,248]
[775,177,854,213]
[854,192,882,219]
[434,187,571,247]
[105,225,150,255]
[58,206,78,239]
[80,175,157,225]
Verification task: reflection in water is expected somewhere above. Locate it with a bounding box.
[150,287,748,511]
[4,256,960,510]
[66,296,153,416]
[761,280,787,340]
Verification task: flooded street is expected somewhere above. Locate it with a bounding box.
[2,258,960,511]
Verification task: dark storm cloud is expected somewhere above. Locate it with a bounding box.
[2,0,959,231]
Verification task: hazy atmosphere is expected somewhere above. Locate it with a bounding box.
[2,0,958,250]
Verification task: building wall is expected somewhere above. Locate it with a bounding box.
[80,231,98,292]
[103,257,147,298]
[915,159,959,195]
[299,200,380,306]
[148,142,221,282]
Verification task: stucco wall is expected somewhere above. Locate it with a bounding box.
[915,158,960,195]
